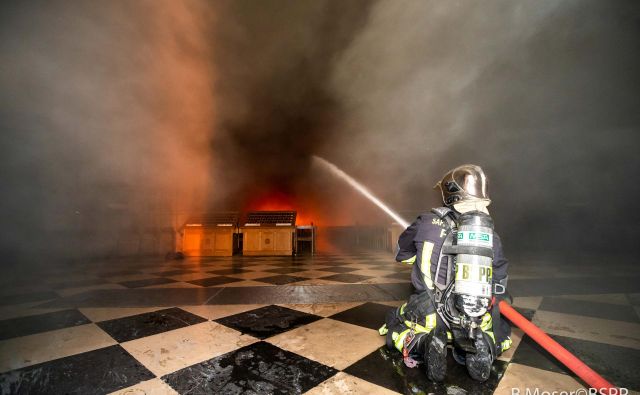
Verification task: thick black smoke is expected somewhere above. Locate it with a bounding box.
[0,0,638,266]
[209,0,373,209]
[0,0,377,264]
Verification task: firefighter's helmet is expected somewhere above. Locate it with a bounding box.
[434,164,490,207]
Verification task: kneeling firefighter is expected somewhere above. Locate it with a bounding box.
[379,164,512,382]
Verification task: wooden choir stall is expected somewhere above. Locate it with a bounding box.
[181,212,238,257]
[241,211,296,256]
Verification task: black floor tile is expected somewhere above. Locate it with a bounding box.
[511,334,640,390]
[317,261,354,266]
[97,270,141,277]
[134,262,168,269]
[239,262,270,267]
[40,283,402,309]
[329,302,392,330]
[208,284,398,305]
[208,268,254,275]
[384,272,412,281]
[503,306,536,325]
[186,276,243,287]
[0,291,59,306]
[0,345,154,395]
[215,305,322,339]
[368,259,395,265]
[168,263,209,270]
[627,293,640,306]
[96,307,207,342]
[555,266,611,277]
[374,282,415,300]
[0,309,91,340]
[263,267,307,274]
[268,262,306,268]
[119,277,178,289]
[539,296,639,323]
[320,266,359,273]
[354,264,384,270]
[49,278,108,289]
[39,288,222,308]
[509,276,640,297]
[509,335,568,375]
[292,258,315,263]
[162,341,337,394]
[344,346,508,395]
[253,275,308,285]
[320,273,373,283]
[152,269,198,276]
[387,265,413,272]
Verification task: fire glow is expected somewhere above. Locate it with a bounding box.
[244,190,316,225]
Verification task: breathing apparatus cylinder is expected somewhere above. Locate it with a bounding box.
[452,211,494,320]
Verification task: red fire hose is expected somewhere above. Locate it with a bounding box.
[499,300,618,394]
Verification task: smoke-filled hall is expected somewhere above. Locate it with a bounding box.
[0,1,639,394]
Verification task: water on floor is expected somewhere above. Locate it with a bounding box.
[0,252,638,394]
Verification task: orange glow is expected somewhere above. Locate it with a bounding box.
[242,187,379,228]
[247,190,295,212]
[244,190,316,225]
[242,189,360,253]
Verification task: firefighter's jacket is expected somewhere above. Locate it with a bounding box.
[383,207,512,355]
[395,209,508,293]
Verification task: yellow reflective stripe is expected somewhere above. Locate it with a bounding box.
[399,303,407,315]
[421,242,435,289]
[480,312,492,332]
[401,255,417,265]
[378,324,388,336]
[393,329,411,352]
[402,313,436,334]
[480,312,495,344]
[501,337,513,351]
[447,331,453,341]
[425,313,437,330]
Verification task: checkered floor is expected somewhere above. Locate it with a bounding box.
[0,253,638,394]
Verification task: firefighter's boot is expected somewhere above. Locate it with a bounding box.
[425,326,447,382]
[465,332,495,382]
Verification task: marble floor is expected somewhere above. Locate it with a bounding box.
[0,252,638,394]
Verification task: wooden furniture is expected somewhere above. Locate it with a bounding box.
[181,212,238,257]
[241,211,296,256]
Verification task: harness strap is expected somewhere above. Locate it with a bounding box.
[430,207,458,290]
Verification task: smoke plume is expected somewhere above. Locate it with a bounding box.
[208,0,374,226]
[327,0,640,254]
[1,0,638,263]
[0,1,217,262]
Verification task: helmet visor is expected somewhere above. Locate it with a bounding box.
[452,165,489,201]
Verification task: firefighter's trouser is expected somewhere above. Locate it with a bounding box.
[378,291,512,359]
